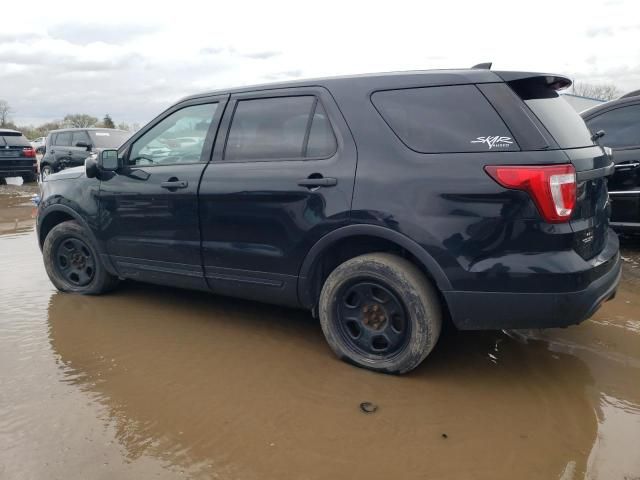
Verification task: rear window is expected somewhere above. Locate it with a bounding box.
[0,132,30,147]
[509,79,594,149]
[371,85,518,153]
[88,130,130,148]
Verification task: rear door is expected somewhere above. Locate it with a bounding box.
[584,102,640,226]
[199,87,357,306]
[98,97,226,290]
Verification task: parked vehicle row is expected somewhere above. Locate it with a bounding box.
[581,91,640,232]
[36,67,621,374]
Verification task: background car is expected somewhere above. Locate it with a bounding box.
[40,128,130,177]
[582,90,640,232]
[0,129,38,183]
[30,136,46,154]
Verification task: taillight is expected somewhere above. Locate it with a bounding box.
[22,147,35,158]
[485,164,576,223]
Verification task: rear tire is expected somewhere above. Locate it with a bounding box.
[43,220,118,295]
[318,253,442,374]
[21,173,37,184]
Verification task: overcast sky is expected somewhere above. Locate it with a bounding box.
[1,0,639,127]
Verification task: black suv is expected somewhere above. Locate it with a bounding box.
[36,68,621,374]
[582,91,640,232]
[0,129,37,183]
[40,128,130,177]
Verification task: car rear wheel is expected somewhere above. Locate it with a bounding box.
[318,253,442,374]
[43,220,119,295]
[21,173,37,184]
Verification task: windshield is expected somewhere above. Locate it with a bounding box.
[88,130,130,148]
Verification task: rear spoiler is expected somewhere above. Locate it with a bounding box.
[494,71,572,91]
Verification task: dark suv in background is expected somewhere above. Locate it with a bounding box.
[40,128,130,177]
[0,129,37,183]
[582,91,640,232]
[37,67,620,374]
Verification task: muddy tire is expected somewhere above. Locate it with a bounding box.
[43,220,118,295]
[21,173,37,184]
[319,253,442,374]
[41,164,53,178]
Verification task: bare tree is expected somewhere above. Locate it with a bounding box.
[0,100,13,127]
[63,113,98,128]
[572,82,620,101]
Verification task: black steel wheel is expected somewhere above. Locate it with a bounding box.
[43,220,119,294]
[319,253,442,374]
[54,237,96,287]
[335,280,410,358]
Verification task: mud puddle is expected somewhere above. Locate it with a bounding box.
[0,182,639,479]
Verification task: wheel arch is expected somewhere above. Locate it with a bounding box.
[297,224,451,309]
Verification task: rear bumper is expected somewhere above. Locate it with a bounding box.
[444,231,622,330]
[0,161,37,177]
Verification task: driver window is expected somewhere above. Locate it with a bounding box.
[128,103,218,166]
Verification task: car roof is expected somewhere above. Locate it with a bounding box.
[580,95,640,118]
[178,68,569,102]
[48,127,128,134]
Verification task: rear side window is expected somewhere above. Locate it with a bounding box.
[55,132,72,146]
[371,85,518,153]
[509,79,594,149]
[72,131,90,147]
[224,96,337,161]
[586,105,640,149]
[0,132,30,147]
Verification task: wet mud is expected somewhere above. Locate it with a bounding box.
[0,182,638,479]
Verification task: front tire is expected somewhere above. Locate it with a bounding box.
[41,164,53,178]
[319,253,442,374]
[43,220,118,294]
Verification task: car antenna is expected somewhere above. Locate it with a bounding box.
[471,62,492,70]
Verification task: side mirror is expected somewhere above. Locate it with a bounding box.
[100,149,120,171]
[76,141,92,151]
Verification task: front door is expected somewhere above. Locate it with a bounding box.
[98,98,227,290]
[199,88,357,306]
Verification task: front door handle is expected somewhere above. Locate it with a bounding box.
[297,177,338,188]
[161,180,188,189]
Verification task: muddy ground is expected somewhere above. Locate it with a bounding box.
[0,179,638,480]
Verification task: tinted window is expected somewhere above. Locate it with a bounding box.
[225,96,335,161]
[586,105,640,149]
[72,131,90,147]
[88,130,130,148]
[371,85,517,153]
[129,103,217,166]
[306,102,337,157]
[0,132,30,147]
[509,79,594,149]
[55,132,72,146]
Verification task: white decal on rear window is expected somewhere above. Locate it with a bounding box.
[470,136,513,149]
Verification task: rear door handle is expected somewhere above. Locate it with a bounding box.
[297,177,338,188]
[161,180,188,189]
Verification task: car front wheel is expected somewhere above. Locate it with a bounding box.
[318,253,442,374]
[43,220,119,294]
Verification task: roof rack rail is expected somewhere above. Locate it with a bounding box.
[471,62,492,70]
[620,89,640,99]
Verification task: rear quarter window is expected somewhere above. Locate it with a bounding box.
[371,85,518,153]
